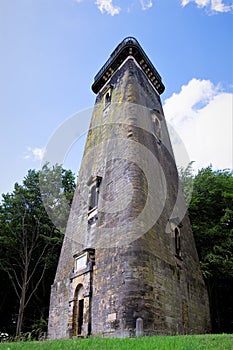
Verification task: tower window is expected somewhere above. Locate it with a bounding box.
[151,110,161,142]
[105,92,111,105]
[127,129,133,138]
[104,87,112,108]
[87,176,102,225]
[88,183,98,211]
[174,227,182,259]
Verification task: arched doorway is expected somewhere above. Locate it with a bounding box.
[73,284,84,336]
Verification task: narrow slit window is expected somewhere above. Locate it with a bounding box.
[151,111,161,142]
[174,227,181,259]
[89,184,98,211]
[87,176,102,225]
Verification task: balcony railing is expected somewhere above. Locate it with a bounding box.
[92,36,164,94]
[94,37,140,82]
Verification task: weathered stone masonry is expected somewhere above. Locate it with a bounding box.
[48,37,210,339]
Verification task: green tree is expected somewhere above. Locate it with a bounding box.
[178,161,195,206]
[39,164,76,234]
[188,166,233,332]
[0,166,75,336]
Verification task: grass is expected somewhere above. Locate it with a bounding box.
[0,334,232,350]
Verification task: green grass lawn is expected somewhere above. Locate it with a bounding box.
[0,334,232,350]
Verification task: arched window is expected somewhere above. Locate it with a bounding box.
[105,91,111,105]
[104,87,112,107]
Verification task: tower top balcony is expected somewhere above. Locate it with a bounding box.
[91,37,165,95]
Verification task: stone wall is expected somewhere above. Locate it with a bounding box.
[47,57,210,339]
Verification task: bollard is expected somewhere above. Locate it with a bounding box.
[136,317,144,337]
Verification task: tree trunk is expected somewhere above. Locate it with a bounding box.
[205,278,214,332]
[16,270,27,336]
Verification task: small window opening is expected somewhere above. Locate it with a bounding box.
[151,111,161,142]
[174,227,182,259]
[88,184,98,211]
[88,176,102,225]
[127,129,133,138]
[104,88,112,108]
[105,92,111,105]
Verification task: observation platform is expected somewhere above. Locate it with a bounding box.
[91,37,165,95]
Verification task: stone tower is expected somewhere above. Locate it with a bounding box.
[47,37,210,339]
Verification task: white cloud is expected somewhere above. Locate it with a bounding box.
[140,0,153,10]
[181,0,233,12]
[24,147,45,161]
[182,0,208,7]
[74,1,155,14]
[74,0,232,14]
[95,0,121,15]
[164,79,219,126]
[163,79,233,172]
[211,0,233,12]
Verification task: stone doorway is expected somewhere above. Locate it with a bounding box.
[73,284,84,336]
[77,299,84,335]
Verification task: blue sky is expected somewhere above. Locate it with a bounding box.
[0,0,232,196]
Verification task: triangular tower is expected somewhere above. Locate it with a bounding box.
[48,37,210,338]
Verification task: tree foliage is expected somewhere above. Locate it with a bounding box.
[1,164,232,335]
[189,166,233,279]
[188,166,233,332]
[178,161,195,206]
[0,166,75,336]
